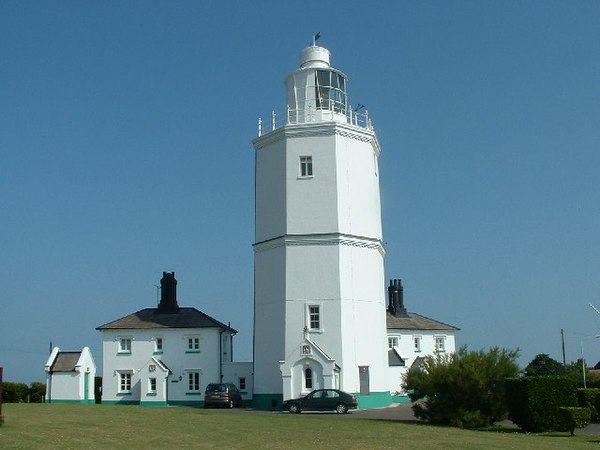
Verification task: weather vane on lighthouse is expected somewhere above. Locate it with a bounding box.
[312,32,321,46]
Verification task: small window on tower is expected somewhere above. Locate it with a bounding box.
[300,156,313,177]
[308,305,320,330]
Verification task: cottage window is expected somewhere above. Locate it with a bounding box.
[239,377,246,391]
[188,371,201,392]
[435,336,446,352]
[118,338,132,354]
[388,337,399,349]
[187,337,200,352]
[118,372,132,393]
[413,336,421,352]
[154,338,163,353]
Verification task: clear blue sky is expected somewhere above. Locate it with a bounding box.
[1,1,599,383]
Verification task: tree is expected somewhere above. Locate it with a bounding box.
[29,382,46,403]
[524,354,565,376]
[403,345,520,428]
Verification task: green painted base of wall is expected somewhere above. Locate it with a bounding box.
[391,395,412,404]
[140,401,168,407]
[100,400,140,405]
[166,400,204,407]
[45,399,95,404]
[355,391,392,409]
[252,393,283,410]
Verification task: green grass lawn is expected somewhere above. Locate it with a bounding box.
[0,404,597,449]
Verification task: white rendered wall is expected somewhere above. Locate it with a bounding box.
[253,244,286,395]
[100,327,227,403]
[222,362,253,401]
[254,120,389,399]
[49,373,80,401]
[387,330,457,394]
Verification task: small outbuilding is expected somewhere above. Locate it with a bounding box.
[44,346,96,404]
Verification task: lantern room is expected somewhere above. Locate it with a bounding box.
[284,45,348,124]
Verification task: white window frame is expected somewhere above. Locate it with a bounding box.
[187,370,201,392]
[307,304,321,331]
[388,336,399,349]
[118,337,132,354]
[299,156,313,178]
[117,371,132,394]
[413,335,422,353]
[304,367,313,390]
[186,336,200,353]
[434,336,446,353]
[148,377,157,394]
[154,337,163,354]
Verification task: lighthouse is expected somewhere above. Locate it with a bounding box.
[252,42,391,409]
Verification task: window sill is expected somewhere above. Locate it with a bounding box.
[117,352,131,356]
[117,392,131,396]
[147,392,157,396]
[153,351,163,355]
[308,329,323,334]
[185,350,200,354]
[297,175,314,180]
[185,392,203,396]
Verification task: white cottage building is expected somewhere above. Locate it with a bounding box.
[385,279,459,398]
[44,346,96,404]
[252,42,391,409]
[97,272,242,406]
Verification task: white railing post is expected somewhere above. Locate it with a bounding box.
[258,117,263,137]
[271,111,276,131]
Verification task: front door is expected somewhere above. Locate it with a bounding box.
[358,366,370,395]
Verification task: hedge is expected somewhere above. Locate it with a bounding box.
[577,388,600,422]
[558,407,591,435]
[505,376,577,432]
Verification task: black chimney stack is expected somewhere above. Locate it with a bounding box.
[388,279,408,317]
[157,272,179,314]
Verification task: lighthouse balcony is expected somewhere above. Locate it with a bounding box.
[257,105,373,137]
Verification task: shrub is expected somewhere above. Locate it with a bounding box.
[403,346,520,428]
[2,382,30,403]
[505,376,578,432]
[29,382,46,403]
[558,407,591,435]
[577,388,600,422]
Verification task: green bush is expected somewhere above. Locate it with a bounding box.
[403,346,520,428]
[2,382,30,402]
[577,388,600,422]
[1,382,46,403]
[505,376,578,432]
[29,382,46,403]
[558,407,591,435]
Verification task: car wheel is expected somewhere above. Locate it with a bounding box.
[288,403,301,414]
[335,403,348,414]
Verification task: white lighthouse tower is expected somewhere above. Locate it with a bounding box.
[252,42,390,410]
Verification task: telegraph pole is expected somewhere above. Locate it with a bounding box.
[0,367,4,426]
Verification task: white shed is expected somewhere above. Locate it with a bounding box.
[44,346,96,404]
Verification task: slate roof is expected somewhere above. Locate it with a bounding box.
[96,307,237,333]
[386,311,459,332]
[388,348,406,367]
[50,352,81,372]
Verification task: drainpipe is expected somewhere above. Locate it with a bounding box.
[219,330,223,381]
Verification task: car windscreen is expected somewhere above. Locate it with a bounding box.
[206,384,226,392]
